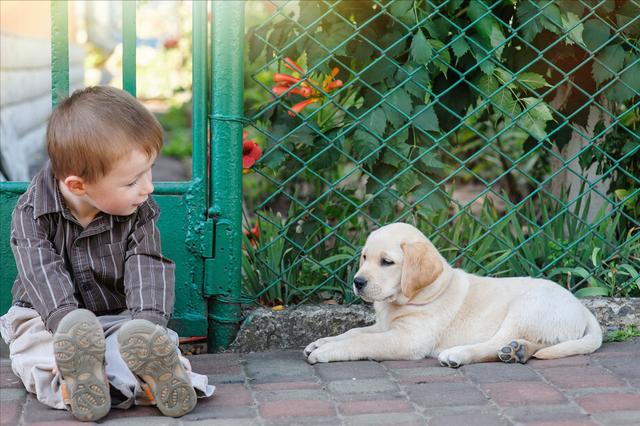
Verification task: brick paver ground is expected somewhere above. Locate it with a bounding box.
[1,339,638,425]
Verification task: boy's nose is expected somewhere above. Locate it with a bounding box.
[145,181,154,195]
[142,170,154,194]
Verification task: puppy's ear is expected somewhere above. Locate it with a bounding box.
[400,242,443,299]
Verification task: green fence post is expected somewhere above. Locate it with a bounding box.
[122,0,136,96]
[206,0,245,351]
[51,0,69,107]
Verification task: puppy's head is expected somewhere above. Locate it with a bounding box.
[353,223,444,303]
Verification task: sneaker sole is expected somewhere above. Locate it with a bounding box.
[117,319,197,417]
[53,309,110,421]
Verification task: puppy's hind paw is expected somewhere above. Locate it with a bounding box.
[498,341,526,364]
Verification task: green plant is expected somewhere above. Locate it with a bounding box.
[158,102,192,159]
[606,324,640,342]
[242,207,369,306]
[549,228,640,298]
[241,0,639,306]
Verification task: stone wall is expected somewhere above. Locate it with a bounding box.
[230,298,640,352]
[0,33,84,181]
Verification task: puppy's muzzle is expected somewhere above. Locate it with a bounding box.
[353,276,367,291]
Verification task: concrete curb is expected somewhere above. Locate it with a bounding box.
[230,297,640,352]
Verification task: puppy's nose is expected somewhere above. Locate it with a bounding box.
[353,276,367,291]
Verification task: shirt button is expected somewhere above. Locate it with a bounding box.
[82,285,90,291]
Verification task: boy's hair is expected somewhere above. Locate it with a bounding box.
[47,86,163,183]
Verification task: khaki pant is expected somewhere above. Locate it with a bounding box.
[0,306,215,410]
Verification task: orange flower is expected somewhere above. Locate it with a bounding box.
[243,222,260,248]
[242,130,262,174]
[271,57,343,117]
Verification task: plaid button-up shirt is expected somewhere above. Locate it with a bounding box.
[10,163,175,332]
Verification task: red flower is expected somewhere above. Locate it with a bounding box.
[242,130,262,174]
[271,57,343,117]
[163,37,179,49]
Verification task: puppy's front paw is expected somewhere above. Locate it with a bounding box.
[306,341,345,364]
[438,347,471,368]
[303,337,332,358]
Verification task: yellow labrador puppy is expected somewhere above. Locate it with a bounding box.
[304,223,602,367]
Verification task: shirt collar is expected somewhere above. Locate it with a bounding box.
[32,162,68,219]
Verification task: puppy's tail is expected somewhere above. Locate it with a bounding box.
[532,309,603,359]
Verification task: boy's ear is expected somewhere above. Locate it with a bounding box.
[62,176,87,195]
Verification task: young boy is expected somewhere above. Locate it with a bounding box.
[0,86,214,421]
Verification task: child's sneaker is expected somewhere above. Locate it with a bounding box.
[117,319,197,417]
[53,309,110,421]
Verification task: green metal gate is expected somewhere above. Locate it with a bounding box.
[0,1,245,351]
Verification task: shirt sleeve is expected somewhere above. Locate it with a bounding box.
[124,201,175,327]
[10,205,78,333]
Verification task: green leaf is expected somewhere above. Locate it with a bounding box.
[575,287,611,298]
[561,12,584,45]
[361,107,387,136]
[395,170,419,194]
[490,25,506,58]
[522,97,554,122]
[389,0,414,24]
[361,58,396,86]
[606,55,640,103]
[386,128,411,157]
[427,39,451,75]
[410,30,432,65]
[479,58,496,75]
[517,1,544,41]
[492,89,520,118]
[299,1,325,27]
[582,19,611,52]
[592,45,625,86]
[401,65,431,98]
[382,103,405,130]
[369,190,395,220]
[517,114,547,140]
[516,72,548,90]
[382,149,403,168]
[591,247,602,267]
[451,36,470,60]
[387,88,413,116]
[418,150,445,171]
[262,147,286,170]
[494,68,515,87]
[413,105,439,132]
[540,4,562,34]
[468,0,493,41]
[478,74,498,96]
[352,129,380,167]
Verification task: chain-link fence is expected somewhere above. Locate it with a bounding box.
[239,0,639,307]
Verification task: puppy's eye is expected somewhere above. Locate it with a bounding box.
[362,254,367,260]
[381,258,394,266]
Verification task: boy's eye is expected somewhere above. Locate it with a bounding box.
[381,258,394,266]
[126,180,137,187]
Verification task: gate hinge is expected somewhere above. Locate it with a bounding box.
[203,219,238,297]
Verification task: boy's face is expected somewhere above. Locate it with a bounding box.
[83,149,156,217]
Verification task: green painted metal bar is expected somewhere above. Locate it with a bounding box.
[207,0,245,351]
[122,0,136,96]
[51,0,69,107]
[192,0,208,183]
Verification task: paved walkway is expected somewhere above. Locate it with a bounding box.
[2,339,639,425]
